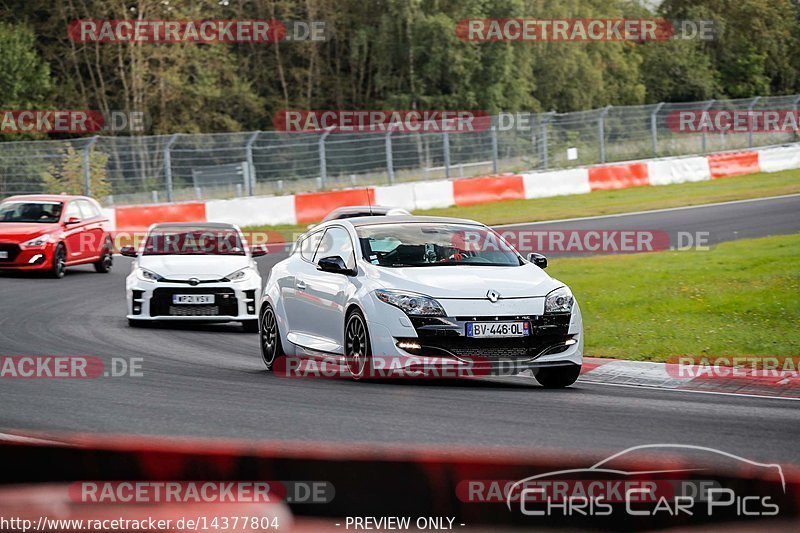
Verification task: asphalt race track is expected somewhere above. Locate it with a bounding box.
[1,195,799,463]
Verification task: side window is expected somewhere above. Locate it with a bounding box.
[299,230,324,262]
[314,227,356,270]
[64,202,81,221]
[76,200,97,219]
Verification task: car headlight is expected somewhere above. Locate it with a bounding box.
[135,268,162,282]
[224,267,254,282]
[21,234,53,248]
[375,289,446,316]
[545,286,573,314]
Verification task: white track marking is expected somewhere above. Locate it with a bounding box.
[578,379,800,402]
[494,193,800,228]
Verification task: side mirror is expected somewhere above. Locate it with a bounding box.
[64,216,81,225]
[251,244,268,258]
[527,252,548,269]
[120,246,137,257]
[317,256,354,276]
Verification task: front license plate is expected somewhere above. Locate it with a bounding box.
[172,294,215,305]
[0,251,7,259]
[466,321,530,338]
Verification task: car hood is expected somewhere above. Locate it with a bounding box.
[0,223,61,243]
[369,263,560,298]
[138,255,251,279]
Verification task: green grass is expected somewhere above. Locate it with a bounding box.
[242,168,800,236]
[546,234,800,361]
[420,168,800,225]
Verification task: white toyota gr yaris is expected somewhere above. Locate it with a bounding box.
[259,215,583,387]
[124,222,266,331]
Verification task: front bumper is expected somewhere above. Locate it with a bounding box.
[126,277,261,322]
[0,242,53,271]
[365,298,584,376]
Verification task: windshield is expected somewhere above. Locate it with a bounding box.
[357,223,522,267]
[143,227,245,256]
[0,201,63,223]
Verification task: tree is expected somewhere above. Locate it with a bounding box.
[0,22,53,140]
[41,145,111,199]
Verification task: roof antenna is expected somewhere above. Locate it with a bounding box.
[366,187,373,215]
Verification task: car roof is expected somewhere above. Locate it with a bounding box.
[3,194,89,203]
[322,205,399,221]
[149,222,239,230]
[337,215,484,227]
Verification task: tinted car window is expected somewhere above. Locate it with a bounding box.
[0,201,63,223]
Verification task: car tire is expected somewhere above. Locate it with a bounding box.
[242,319,259,333]
[260,304,284,371]
[48,244,66,279]
[345,309,372,380]
[94,238,113,273]
[534,364,582,388]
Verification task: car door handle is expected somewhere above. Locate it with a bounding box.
[296,280,307,290]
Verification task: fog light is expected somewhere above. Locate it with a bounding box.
[565,339,577,345]
[247,303,255,314]
[28,254,43,264]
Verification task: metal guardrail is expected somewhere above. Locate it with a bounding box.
[1,95,799,206]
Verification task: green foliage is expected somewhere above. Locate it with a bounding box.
[2,0,799,136]
[41,146,111,198]
[0,22,52,140]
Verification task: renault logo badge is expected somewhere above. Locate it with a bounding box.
[487,290,500,303]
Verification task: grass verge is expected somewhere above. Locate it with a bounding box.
[547,234,800,361]
[420,168,800,225]
[243,168,800,235]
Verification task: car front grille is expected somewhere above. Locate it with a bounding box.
[0,243,21,263]
[168,305,220,316]
[149,288,238,317]
[403,314,573,360]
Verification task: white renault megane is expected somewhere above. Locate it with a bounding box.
[259,215,583,387]
[123,222,266,331]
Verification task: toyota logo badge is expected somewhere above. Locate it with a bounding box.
[188,278,200,286]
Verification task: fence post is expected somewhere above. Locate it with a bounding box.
[747,96,761,148]
[701,99,715,153]
[245,131,259,196]
[164,134,179,203]
[385,129,395,184]
[82,136,98,196]
[598,106,612,164]
[318,128,333,189]
[650,102,665,157]
[443,132,451,179]
[539,112,553,170]
[490,126,498,174]
[794,95,800,140]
